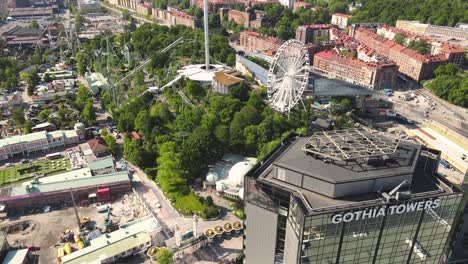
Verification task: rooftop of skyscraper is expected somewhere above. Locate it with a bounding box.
[246,130,461,215]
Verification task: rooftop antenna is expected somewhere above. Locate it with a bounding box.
[203,0,210,70]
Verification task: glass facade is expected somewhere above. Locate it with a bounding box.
[245,177,291,263]
[300,194,462,264]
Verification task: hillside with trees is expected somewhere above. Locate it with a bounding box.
[426,64,468,108]
[350,0,467,26]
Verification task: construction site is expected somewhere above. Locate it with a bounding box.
[0,190,156,263]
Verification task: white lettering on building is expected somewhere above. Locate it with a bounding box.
[331,199,441,224]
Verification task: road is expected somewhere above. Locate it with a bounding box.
[130,164,241,249]
[390,90,467,138]
[231,42,274,64]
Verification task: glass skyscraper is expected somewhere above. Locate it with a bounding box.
[244,129,463,264]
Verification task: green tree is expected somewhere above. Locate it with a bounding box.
[103,135,120,156]
[180,124,216,179]
[393,33,406,45]
[122,9,131,21]
[30,20,40,29]
[134,110,154,138]
[81,99,97,125]
[185,80,206,99]
[434,63,459,77]
[229,82,250,102]
[340,98,353,111]
[156,141,189,196]
[156,248,173,264]
[76,84,91,106]
[31,47,43,64]
[230,105,261,149]
[407,40,430,54]
[12,109,25,125]
[75,14,83,32]
[38,109,51,120]
[23,121,32,134]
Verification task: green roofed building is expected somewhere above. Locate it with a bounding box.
[61,216,160,264]
[0,169,130,210]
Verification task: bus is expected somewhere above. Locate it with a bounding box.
[46,152,64,160]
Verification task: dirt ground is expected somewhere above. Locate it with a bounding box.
[0,192,148,264]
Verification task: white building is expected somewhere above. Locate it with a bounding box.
[78,0,102,14]
[331,13,353,29]
[279,0,295,9]
[205,154,257,200]
[84,72,110,95]
[0,126,84,161]
[212,71,243,94]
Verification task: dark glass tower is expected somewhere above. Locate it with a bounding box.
[244,129,463,264]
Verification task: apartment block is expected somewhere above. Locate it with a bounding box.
[239,31,283,52]
[331,13,352,29]
[350,26,447,81]
[296,24,331,44]
[313,49,397,89]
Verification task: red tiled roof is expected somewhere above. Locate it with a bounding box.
[131,131,141,140]
[315,50,336,59]
[88,139,109,153]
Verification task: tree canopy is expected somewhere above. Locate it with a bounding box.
[350,0,467,26]
[426,64,467,108]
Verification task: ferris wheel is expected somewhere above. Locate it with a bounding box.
[267,40,310,114]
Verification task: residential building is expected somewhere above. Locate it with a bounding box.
[296,24,331,44]
[223,8,268,28]
[331,13,352,29]
[293,1,314,12]
[313,49,397,89]
[244,129,463,264]
[305,42,335,62]
[171,10,196,28]
[87,156,115,175]
[7,92,22,108]
[1,26,45,47]
[190,0,239,13]
[212,71,244,94]
[84,72,110,95]
[239,31,283,53]
[377,25,465,67]
[350,26,447,81]
[227,8,254,28]
[81,139,111,159]
[279,0,294,9]
[396,20,468,40]
[0,129,82,161]
[7,6,55,19]
[61,216,159,264]
[136,2,152,16]
[78,0,102,13]
[0,168,131,210]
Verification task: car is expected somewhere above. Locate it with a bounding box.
[440,159,450,169]
[4,163,12,167]
[155,202,161,209]
[21,159,29,164]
